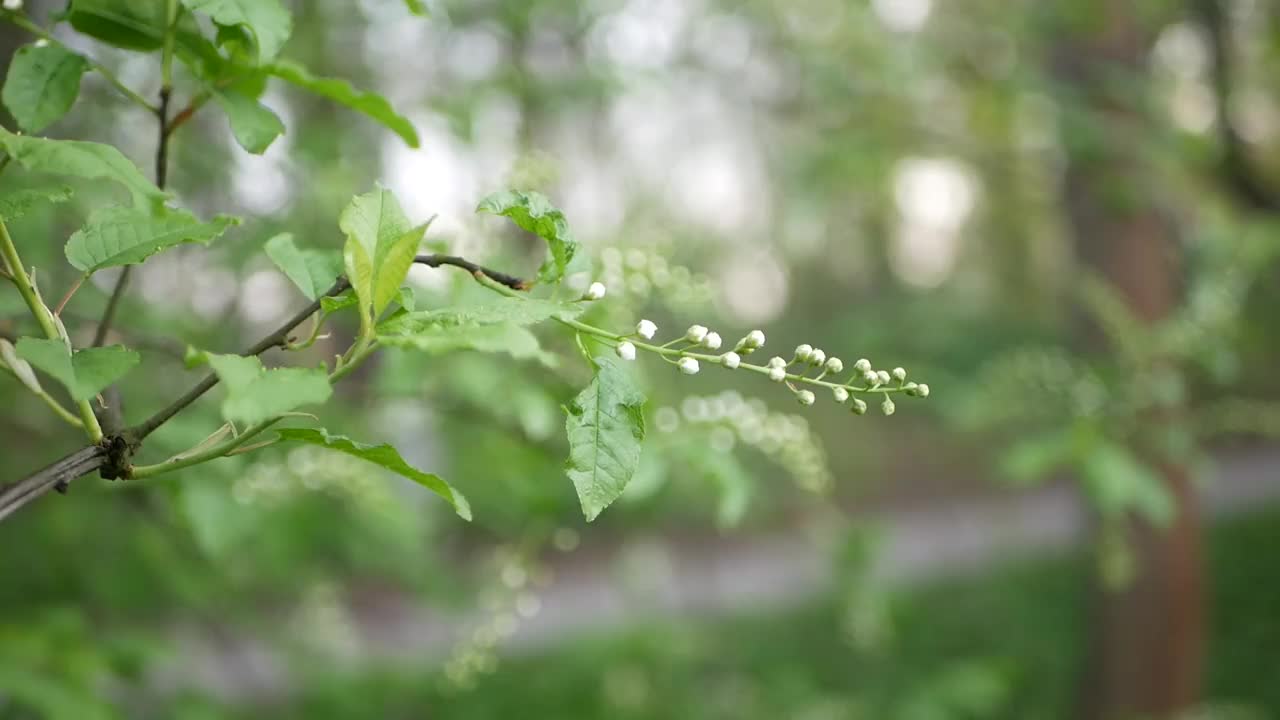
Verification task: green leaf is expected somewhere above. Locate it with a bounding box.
[0,185,74,221]
[476,190,578,284]
[268,60,418,147]
[15,338,139,401]
[319,288,358,314]
[213,88,284,154]
[264,233,342,300]
[276,428,471,520]
[999,430,1075,485]
[66,0,168,50]
[65,205,239,273]
[403,0,428,16]
[0,127,167,208]
[379,321,553,365]
[564,355,647,521]
[0,338,43,394]
[339,187,426,325]
[2,44,89,133]
[377,297,579,334]
[180,0,291,63]
[205,353,331,426]
[1081,442,1175,527]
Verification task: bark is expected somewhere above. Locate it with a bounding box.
[1049,1,1205,717]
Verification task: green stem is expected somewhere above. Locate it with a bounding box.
[161,0,179,89]
[474,275,912,398]
[0,363,84,428]
[130,341,380,479]
[3,13,160,114]
[0,220,104,442]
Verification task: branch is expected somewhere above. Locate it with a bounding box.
[1196,0,1280,212]
[415,253,531,290]
[0,446,107,522]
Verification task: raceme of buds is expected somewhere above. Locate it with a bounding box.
[584,281,607,301]
[616,341,636,361]
[825,357,843,374]
[796,390,815,406]
[769,366,787,382]
[720,351,741,369]
[686,325,709,343]
[892,367,907,382]
[703,332,722,350]
[636,319,657,340]
[832,386,849,403]
[795,344,814,362]
[881,397,896,416]
[809,348,826,367]
[678,357,700,375]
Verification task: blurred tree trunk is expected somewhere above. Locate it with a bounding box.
[1047,2,1205,718]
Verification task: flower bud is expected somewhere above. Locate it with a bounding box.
[832,386,849,403]
[809,349,826,366]
[768,366,787,382]
[768,356,787,369]
[864,370,880,386]
[636,319,657,340]
[685,325,708,343]
[881,397,896,416]
[794,344,814,362]
[720,351,741,369]
[876,370,892,386]
[616,341,636,361]
[854,358,872,373]
[851,398,868,415]
[796,390,815,406]
[737,330,766,352]
[825,357,843,374]
[677,357,700,375]
[583,281,607,301]
[702,332,722,350]
[916,383,930,398]
[892,367,907,382]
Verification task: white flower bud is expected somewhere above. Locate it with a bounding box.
[702,332,722,350]
[832,386,849,403]
[851,398,868,415]
[768,366,787,382]
[636,319,657,340]
[685,325,708,343]
[616,341,636,361]
[864,370,880,386]
[720,351,741,369]
[825,357,843,374]
[892,367,907,382]
[584,281,607,300]
[768,356,787,369]
[809,349,826,366]
[881,397,896,416]
[737,330,766,352]
[677,356,700,375]
[796,390,815,406]
[3,0,24,11]
[916,383,930,398]
[876,370,892,386]
[854,358,872,373]
[794,344,813,362]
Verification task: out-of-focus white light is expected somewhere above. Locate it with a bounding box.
[873,0,931,33]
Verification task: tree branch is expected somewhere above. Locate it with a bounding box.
[1196,0,1280,212]
[0,446,107,522]
[415,253,532,290]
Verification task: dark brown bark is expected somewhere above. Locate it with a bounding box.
[1049,1,1205,717]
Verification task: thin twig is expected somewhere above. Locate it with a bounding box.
[53,275,85,317]
[414,253,532,291]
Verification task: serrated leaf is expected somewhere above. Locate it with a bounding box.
[205,353,331,426]
[65,205,239,273]
[0,127,167,208]
[339,188,425,325]
[180,0,291,63]
[213,87,284,154]
[15,337,139,401]
[564,355,647,521]
[66,0,168,50]
[2,44,89,133]
[268,60,418,147]
[0,338,43,394]
[476,190,578,285]
[264,233,341,300]
[378,297,579,334]
[319,288,358,314]
[0,185,74,221]
[276,428,471,520]
[379,321,553,365]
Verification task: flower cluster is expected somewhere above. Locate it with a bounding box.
[576,297,930,417]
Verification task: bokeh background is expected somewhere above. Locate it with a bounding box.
[3,0,1280,718]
